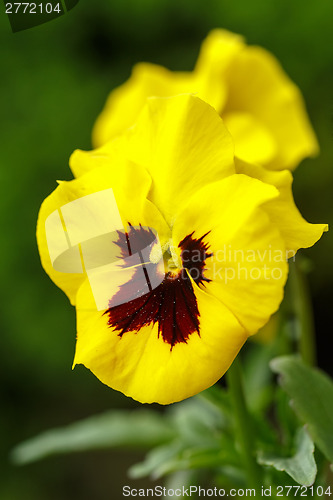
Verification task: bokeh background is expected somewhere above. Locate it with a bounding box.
[1,0,332,498]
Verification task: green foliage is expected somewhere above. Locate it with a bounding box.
[10,410,176,465]
[258,427,317,486]
[271,355,333,464]
[129,397,238,480]
[13,340,333,492]
[11,390,244,483]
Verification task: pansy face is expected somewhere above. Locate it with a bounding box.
[106,225,212,348]
[37,95,327,404]
[93,29,319,171]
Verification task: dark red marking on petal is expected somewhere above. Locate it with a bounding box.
[179,231,212,286]
[115,223,156,259]
[106,271,200,348]
[106,226,212,348]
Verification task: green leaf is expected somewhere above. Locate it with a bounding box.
[164,470,204,500]
[155,447,236,477]
[197,385,231,417]
[242,337,278,412]
[129,395,238,481]
[10,409,176,465]
[129,441,239,480]
[215,465,246,488]
[128,442,184,479]
[258,427,317,486]
[270,355,333,464]
[169,396,227,446]
[275,387,300,450]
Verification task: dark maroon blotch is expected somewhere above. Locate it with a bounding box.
[106,225,212,348]
[179,231,212,286]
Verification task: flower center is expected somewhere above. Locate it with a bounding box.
[106,224,212,348]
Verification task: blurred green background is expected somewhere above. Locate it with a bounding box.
[0,0,332,498]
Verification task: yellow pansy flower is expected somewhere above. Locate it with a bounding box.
[37,95,327,404]
[93,29,319,171]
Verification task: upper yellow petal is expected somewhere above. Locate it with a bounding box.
[194,28,243,111]
[223,111,277,166]
[93,29,318,171]
[122,94,235,225]
[222,42,319,170]
[92,63,195,148]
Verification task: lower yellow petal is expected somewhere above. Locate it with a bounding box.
[73,279,247,405]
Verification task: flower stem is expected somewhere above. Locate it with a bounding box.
[288,259,317,366]
[226,357,262,491]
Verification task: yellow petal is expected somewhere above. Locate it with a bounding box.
[92,63,194,148]
[235,157,328,255]
[93,29,318,171]
[69,142,123,179]
[195,29,244,72]
[73,278,247,405]
[37,183,88,305]
[223,111,277,165]
[37,159,169,305]
[223,44,319,170]
[194,29,243,111]
[172,175,288,335]
[93,31,239,148]
[123,94,235,225]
